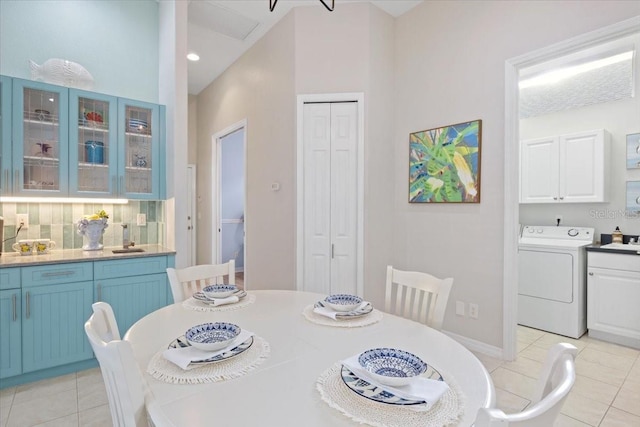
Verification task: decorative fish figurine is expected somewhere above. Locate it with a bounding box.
[29,58,94,90]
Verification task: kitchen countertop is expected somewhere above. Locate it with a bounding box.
[0,244,176,267]
[586,244,640,255]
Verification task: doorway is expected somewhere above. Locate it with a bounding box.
[296,93,364,296]
[186,164,196,266]
[503,17,639,360]
[214,121,246,287]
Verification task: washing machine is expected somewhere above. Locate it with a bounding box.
[518,225,594,338]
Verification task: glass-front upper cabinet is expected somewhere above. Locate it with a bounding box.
[69,90,118,196]
[0,76,12,195]
[12,79,69,196]
[118,99,160,199]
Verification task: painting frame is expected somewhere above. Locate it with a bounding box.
[626,181,640,213]
[409,119,482,203]
[626,133,640,169]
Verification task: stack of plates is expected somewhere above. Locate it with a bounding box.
[128,118,148,132]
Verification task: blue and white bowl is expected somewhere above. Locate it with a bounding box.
[324,294,363,312]
[185,322,240,351]
[358,348,427,386]
[202,284,238,299]
[128,118,148,131]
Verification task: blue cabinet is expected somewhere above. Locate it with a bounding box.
[21,281,94,373]
[1,75,165,200]
[95,256,169,333]
[0,75,12,196]
[12,78,70,196]
[0,268,21,379]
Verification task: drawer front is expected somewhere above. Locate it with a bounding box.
[22,263,93,287]
[94,256,168,280]
[0,268,21,290]
[588,252,640,271]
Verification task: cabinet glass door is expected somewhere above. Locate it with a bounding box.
[12,79,68,195]
[118,99,160,199]
[69,90,117,196]
[0,76,12,195]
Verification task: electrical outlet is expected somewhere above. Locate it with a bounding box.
[455,301,465,316]
[469,303,479,319]
[555,215,563,225]
[136,213,147,226]
[16,214,29,229]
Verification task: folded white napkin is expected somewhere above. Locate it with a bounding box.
[313,301,369,320]
[201,294,239,306]
[163,329,254,370]
[341,355,449,409]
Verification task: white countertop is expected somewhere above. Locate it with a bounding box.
[0,244,176,267]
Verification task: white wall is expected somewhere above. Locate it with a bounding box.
[0,0,159,102]
[394,1,639,348]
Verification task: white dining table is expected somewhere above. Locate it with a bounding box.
[123,290,495,426]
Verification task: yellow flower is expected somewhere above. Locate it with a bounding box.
[452,152,477,197]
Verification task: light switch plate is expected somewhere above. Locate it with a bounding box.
[136,213,146,226]
[455,301,465,316]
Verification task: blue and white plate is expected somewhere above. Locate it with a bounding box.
[185,322,240,351]
[202,284,238,299]
[314,301,373,319]
[340,362,443,406]
[324,294,363,312]
[168,335,254,365]
[128,118,148,129]
[192,289,246,304]
[358,348,427,386]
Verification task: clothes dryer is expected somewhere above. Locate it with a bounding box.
[518,225,594,338]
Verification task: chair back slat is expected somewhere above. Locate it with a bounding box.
[384,266,453,330]
[167,260,235,303]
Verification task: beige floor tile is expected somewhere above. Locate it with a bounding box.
[490,367,537,400]
[0,387,15,409]
[76,368,103,387]
[471,351,503,373]
[1,406,9,427]
[517,339,533,353]
[571,374,619,406]
[518,344,549,363]
[626,358,640,384]
[494,387,530,414]
[578,347,636,373]
[533,333,589,352]
[502,356,543,380]
[553,413,592,427]
[77,380,108,412]
[599,407,640,427]
[517,326,545,344]
[560,391,609,426]
[574,358,627,387]
[33,413,79,427]
[585,339,640,359]
[6,389,77,427]
[612,379,640,417]
[13,373,77,405]
[78,404,112,427]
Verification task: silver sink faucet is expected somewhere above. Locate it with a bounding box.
[121,224,134,249]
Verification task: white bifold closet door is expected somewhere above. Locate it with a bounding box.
[303,102,358,295]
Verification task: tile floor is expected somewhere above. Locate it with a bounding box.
[1,325,638,426]
[473,326,640,426]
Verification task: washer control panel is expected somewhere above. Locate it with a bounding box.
[521,226,594,241]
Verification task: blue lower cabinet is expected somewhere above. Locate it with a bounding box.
[96,273,168,334]
[0,290,21,379]
[21,282,94,373]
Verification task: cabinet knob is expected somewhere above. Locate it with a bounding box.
[559,196,564,200]
[588,272,594,276]
[553,197,558,200]
[187,226,192,230]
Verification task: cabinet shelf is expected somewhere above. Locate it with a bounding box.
[79,123,108,133]
[125,131,152,138]
[23,118,59,127]
[79,162,108,169]
[23,155,59,165]
[125,165,152,172]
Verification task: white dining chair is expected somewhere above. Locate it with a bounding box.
[474,343,578,427]
[166,259,235,303]
[85,302,173,427]
[384,265,453,330]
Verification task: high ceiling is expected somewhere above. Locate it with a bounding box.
[187,0,423,94]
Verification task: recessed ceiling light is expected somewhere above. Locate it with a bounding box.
[187,53,200,62]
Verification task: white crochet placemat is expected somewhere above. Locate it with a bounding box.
[146,336,270,384]
[316,362,465,427]
[302,304,383,328]
[182,293,256,312]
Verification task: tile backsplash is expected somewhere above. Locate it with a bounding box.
[1,201,165,253]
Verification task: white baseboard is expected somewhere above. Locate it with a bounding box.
[442,329,504,359]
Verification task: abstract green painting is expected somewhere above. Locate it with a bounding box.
[409,119,482,203]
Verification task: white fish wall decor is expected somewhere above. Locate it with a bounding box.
[29,58,94,90]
